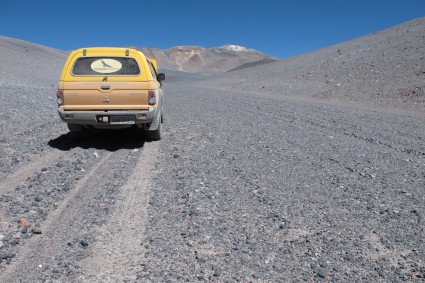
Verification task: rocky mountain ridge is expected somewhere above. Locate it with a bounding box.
[136,44,276,74]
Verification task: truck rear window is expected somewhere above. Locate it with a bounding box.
[72,57,140,75]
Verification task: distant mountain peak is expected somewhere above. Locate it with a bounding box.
[219,45,250,52]
[136,44,274,74]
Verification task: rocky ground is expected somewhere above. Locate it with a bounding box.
[0,17,424,282]
[0,80,424,282]
[134,85,424,282]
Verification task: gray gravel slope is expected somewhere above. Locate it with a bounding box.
[198,17,425,111]
[0,36,67,87]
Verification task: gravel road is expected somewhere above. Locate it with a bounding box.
[0,79,424,282]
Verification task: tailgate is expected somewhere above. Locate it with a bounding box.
[63,81,150,110]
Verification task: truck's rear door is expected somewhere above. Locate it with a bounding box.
[63,54,150,110]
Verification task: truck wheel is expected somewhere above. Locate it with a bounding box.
[145,121,161,141]
[67,123,82,132]
[67,123,85,141]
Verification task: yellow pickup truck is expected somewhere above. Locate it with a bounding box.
[56,47,165,140]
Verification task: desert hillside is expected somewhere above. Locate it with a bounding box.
[0,36,67,87]
[198,17,425,110]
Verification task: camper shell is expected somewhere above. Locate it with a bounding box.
[56,47,165,140]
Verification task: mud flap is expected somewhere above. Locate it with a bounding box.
[148,110,161,131]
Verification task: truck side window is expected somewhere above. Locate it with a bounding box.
[147,60,158,79]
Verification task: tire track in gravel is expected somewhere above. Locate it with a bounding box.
[193,86,425,156]
[0,149,116,282]
[183,85,425,179]
[0,149,63,196]
[0,123,66,180]
[0,149,64,226]
[76,141,159,282]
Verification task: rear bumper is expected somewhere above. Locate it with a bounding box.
[58,107,158,126]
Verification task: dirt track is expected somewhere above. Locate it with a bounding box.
[0,80,424,282]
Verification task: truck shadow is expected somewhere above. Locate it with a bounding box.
[48,128,147,152]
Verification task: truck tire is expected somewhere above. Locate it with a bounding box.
[67,123,83,132]
[145,120,161,141]
[67,123,85,141]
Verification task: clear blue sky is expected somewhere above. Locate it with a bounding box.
[0,0,424,59]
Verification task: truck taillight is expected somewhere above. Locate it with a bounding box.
[148,90,156,105]
[56,90,64,105]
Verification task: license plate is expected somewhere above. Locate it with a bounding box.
[110,116,135,125]
[110,121,135,125]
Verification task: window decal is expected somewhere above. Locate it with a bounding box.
[90,59,123,74]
